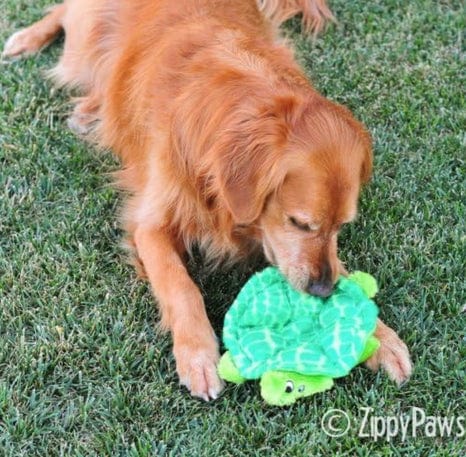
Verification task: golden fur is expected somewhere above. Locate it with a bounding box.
[3,0,411,400]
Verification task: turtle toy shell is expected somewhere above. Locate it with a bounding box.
[219,267,380,404]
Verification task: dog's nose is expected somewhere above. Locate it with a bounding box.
[307,280,333,298]
[306,260,334,297]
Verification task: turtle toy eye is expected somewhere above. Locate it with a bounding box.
[298,385,305,393]
[285,380,294,393]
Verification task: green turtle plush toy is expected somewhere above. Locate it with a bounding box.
[217,268,380,406]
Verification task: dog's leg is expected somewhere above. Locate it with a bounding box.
[365,318,412,385]
[296,0,335,34]
[3,4,65,58]
[67,95,101,136]
[258,0,335,35]
[134,226,224,401]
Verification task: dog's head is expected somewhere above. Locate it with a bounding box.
[216,95,372,297]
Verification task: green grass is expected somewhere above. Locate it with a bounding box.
[0,0,464,455]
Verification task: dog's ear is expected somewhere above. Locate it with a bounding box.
[214,96,298,224]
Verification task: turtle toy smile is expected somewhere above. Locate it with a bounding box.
[218,268,380,406]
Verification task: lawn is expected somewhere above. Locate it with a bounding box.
[0,0,464,455]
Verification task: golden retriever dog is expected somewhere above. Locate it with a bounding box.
[3,0,411,400]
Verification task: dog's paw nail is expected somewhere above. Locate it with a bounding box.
[395,376,410,387]
[208,387,221,400]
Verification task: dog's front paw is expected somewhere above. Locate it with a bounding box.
[174,336,224,401]
[366,320,412,385]
[3,29,42,58]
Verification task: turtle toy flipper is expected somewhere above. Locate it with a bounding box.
[347,271,378,298]
[218,351,246,384]
[358,335,381,364]
[218,267,381,406]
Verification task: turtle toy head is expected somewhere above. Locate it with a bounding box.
[260,371,334,406]
[218,268,380,405]
[260,334,380,406]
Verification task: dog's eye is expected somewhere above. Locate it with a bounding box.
[288,216,312,232]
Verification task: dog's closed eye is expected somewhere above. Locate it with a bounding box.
[288,216,319,232]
